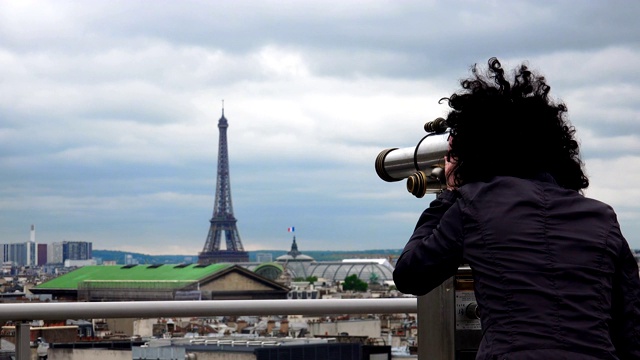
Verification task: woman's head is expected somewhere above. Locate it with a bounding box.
[443,57,588,191]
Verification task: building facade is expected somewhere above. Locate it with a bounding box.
[0,242,38,267]
[62,241,92,261]
[48,241,93,265]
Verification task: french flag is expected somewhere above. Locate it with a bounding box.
[287,227,295,233]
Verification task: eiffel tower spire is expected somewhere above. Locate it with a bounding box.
[198,102,249,264]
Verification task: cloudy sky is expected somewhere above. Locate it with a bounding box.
[1,1,639,256]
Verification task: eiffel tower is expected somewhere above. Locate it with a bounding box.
[198,104,249,264]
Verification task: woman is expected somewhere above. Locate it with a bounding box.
[393,58,640,359]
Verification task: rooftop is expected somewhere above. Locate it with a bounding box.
[33,263,231,290]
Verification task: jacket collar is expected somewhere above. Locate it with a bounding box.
[532,172,558,185]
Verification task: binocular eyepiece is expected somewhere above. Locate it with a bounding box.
[375,118,449,198]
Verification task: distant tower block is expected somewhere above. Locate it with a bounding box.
[198,104,249,264]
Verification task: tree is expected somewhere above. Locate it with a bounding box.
[342,274,368,292]
[293,276,318,284]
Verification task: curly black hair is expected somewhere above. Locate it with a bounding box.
[442,57,589,191]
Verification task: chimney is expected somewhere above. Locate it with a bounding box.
[266,320,275,335]
[236,320,248,333]
[279,319,289,335]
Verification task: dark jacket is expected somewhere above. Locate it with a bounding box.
[393,175,640,360]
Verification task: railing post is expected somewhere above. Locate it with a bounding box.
[417,277,455,360]
[15,321,31,360]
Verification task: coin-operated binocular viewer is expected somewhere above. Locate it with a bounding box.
[418,266,482,359]
[375,117,450,197]
[375,119,482,358]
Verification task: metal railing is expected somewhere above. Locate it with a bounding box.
[0,298,418,360]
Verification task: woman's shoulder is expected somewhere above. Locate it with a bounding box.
[458,176,618,216]
[457,176,534,197]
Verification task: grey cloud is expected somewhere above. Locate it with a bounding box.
[1,0,639,252]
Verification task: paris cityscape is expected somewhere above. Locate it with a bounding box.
[1,1,639,359]
[2,98,639,360]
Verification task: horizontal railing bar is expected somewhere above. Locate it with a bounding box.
[0,298,417,321]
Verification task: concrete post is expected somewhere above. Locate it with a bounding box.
[15,322,31,360]
[418,276,455,360]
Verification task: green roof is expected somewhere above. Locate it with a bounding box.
[34,263,232,290]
